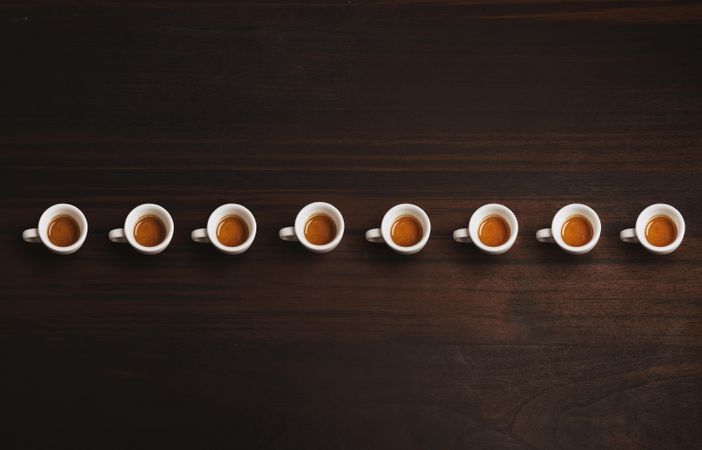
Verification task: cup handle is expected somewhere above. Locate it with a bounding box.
[279,226,297,241]
[536,228,555,243]
[365,228,384,243]
[453,228,472,244]
[191,228,211,243]
[109,228,128,243]
[22,228,41,243]
[620,228,638,243]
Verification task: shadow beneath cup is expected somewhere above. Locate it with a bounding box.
[268,221,358,263]
[14,234,72,264]
[532,241,601,267]
[616,237,684,265]
[360,237,433,264]
[442,231,518,266]
[105,237,181,273]
[13,231,98,288]
[458,247,514,266]
[185,246,252,280]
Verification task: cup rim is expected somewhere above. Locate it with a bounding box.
[294,202,345,252]
[635,203,685,253]
[550,203,601,253]
[38,203,88,254]
[468,203,518,254]
[206,203,257,253]
[124,203,174,253]
[381,203,431,254]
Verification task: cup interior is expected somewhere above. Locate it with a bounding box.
[206,204,257,251]
[468,204,518,253]
[551,203,601,252]
[381,204,431,253]
[38,203,88,252]
[124,203,174,252]
[635,203,685,253]
[294,202,344,251]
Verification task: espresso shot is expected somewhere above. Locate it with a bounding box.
[478,216,510,247]
[645,215,677,247]
[216,216,249,247]
[134,215,166,247]
[304,214,336,245]
[561,215,593,247]
[279,202,345,253]
[390,216,422,247]
[47,215,80,247]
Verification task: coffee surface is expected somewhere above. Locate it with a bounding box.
[390,215,422,247]
[47,215,80,247]
[304,214,336,245]
[216,215,249,247]
[478,215,510,247]
[134,215,166,247]
[561,215,593,247]
[645,215,676,247]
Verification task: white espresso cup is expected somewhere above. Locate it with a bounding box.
[620,203,685,255]
[109,203,174,255]
[279,202,344,253]
[536,203,601,255]
[365,203,431,255]
[453,203,518,255]
[22,203,88,255]
[191,204,257,254]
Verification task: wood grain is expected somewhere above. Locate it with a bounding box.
[1,1,701,449]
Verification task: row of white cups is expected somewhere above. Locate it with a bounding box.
[22,202,685,256]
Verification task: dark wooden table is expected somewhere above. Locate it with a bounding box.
[1,2,701,449]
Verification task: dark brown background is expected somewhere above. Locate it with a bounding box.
[1,1,701,449]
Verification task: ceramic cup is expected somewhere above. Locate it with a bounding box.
[365,203,431,255]
[536,203,601,255]
[22,203,88,255]
[108,203,174,255]
[191,204,256,254]
[453,203,518,255]
[620,203,685,255]
[279,202,344,253]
